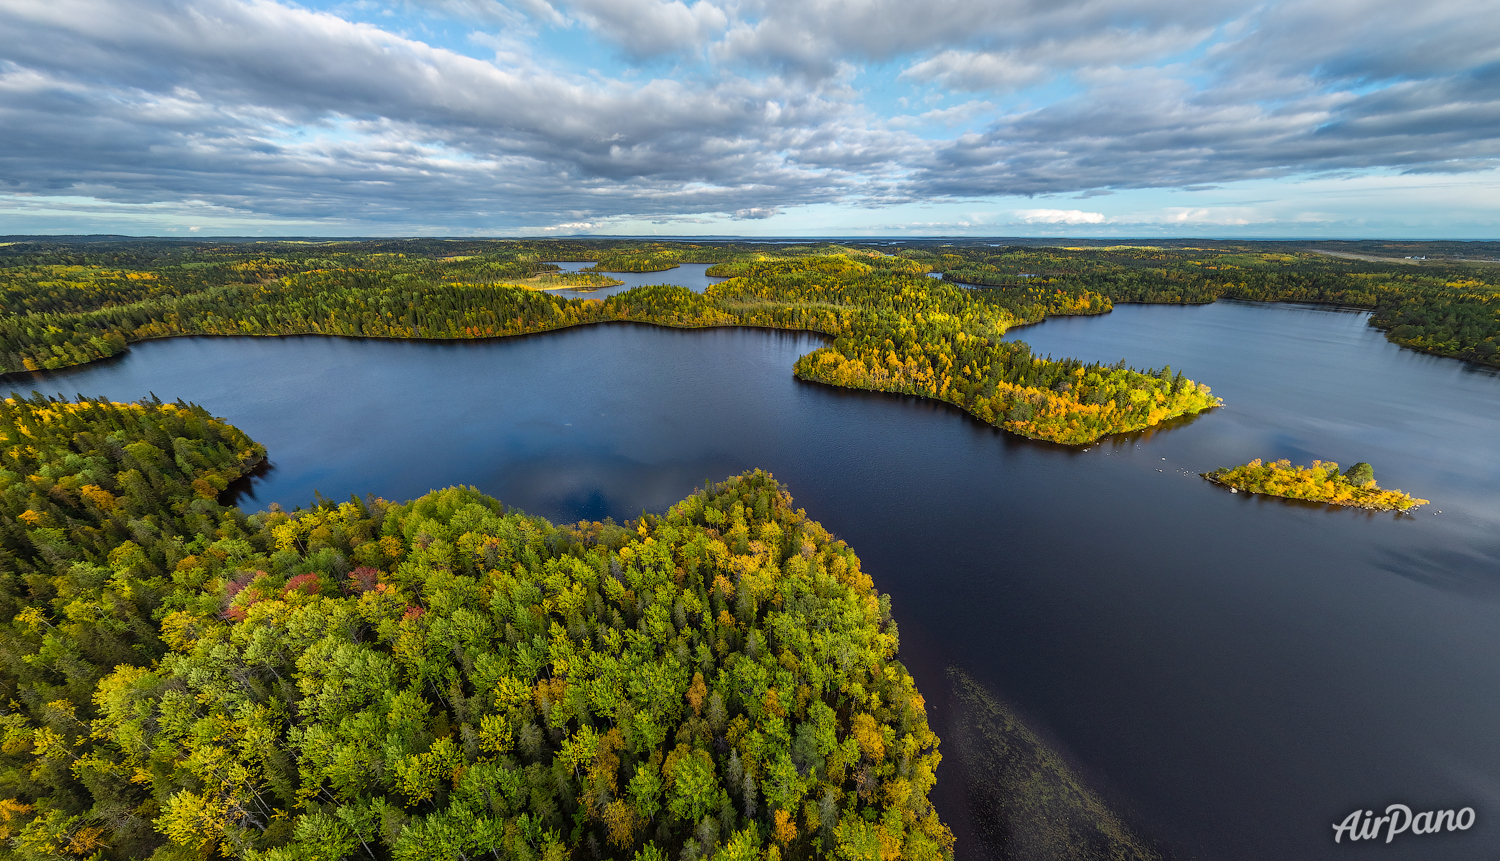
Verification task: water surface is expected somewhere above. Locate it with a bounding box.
[11,301,1500,860]
[541,261,725,299]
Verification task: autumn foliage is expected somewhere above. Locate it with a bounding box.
[0,399,952,861]
[704,256,1220,444]
[1203,459,1429,511]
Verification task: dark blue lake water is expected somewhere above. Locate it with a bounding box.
[12,300,1500,860]
[542,261,726,299]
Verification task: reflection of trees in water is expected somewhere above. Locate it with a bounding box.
[220,458,276,506]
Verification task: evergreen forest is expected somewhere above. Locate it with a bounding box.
[0,395,950,861]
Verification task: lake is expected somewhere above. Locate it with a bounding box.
[541,261,726,299]
[11,299,1500,860]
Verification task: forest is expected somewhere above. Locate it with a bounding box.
[932,244,1500,366]
[0,395,951,861]
[1202,459,1428,511]
[703,256,1214,445]
[1,237,1494,441]
[0,239,1230,445]
[0,237,1487,858]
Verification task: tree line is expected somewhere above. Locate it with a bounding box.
[10,238,1491,440]
[930,246,1500,366]
[704,256,1218,445]
[0,242,1219,445]
[0,396,952,861]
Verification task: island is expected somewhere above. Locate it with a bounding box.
[0,241,1231,445]
[0,395,952,861]
[4,238,1497,443]
[1202,459,1429,511]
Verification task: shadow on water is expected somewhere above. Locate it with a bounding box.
[0,350,134,387]
[222,459,277,507]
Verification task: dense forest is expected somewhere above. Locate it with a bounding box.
[703,256,1214,445]
[1,237,1494,440]
[0,239,1227,445]
[1202,459,1428,511]
[0,396,951,861]
[932,245,1500,366]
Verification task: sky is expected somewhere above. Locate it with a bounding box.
[0,0,1497,238]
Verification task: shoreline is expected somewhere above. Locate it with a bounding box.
[1200,473,1427,511]
[0,319,1209,447]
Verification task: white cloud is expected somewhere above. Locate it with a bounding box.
[0,0,1496,232]
[1015,209,1107,224]
[899,26,1211,92]
[902,51,1049,92]
[566,0,729,59]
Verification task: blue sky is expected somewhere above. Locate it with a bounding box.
[1,0,1497,238]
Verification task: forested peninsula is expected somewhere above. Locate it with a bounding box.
[0,395,951,861]
[0,240,1222,445]
[3,238,1497,443]
[1203,459,1428,511]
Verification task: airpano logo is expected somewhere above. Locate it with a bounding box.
[1332,804,1475,843]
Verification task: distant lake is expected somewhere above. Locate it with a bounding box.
[12,300,1500,860]
[541,261,726,298]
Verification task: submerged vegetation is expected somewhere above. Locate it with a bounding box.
[1203,459,1428,511]
[944,670,1159,861]
[0,396,950,861]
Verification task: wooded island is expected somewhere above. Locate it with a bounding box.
[1203,459,1429,511]
[4,238,1496,444]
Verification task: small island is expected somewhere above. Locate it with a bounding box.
[1203,459,1429,511]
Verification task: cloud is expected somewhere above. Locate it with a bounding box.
[899,26,1212,92]
[410,0,548,28]
[1206,0,1500,85]
[713,0,1238,80]
[0,0,924,227]
[902,51,1049,93]
[1014,209,1106,224]
[1140,207,1254,225]
[886,100,995,130]
[0,0,1496,232]
[910,59,1500,197]
[565,0,729,60]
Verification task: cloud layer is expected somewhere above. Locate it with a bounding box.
[0,0,1496,232]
